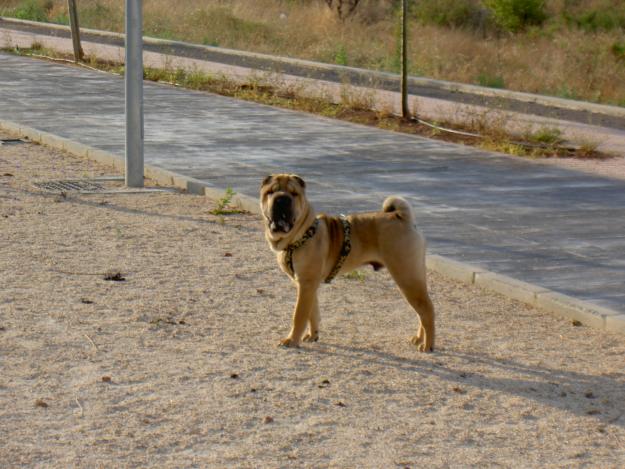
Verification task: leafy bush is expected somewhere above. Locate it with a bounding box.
[413,0,486,29]
[13,0,52,22]
[483,0,547,32]
[564,9,625,32]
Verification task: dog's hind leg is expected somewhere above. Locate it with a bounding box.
[303,295,320,342]
[385,252,435,352]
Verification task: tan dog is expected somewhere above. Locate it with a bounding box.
[260,174,435,351]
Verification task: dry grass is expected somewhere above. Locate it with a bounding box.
[1,0,625,106]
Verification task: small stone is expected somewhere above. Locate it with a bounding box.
[585,391,595,399]
[103,272,125,282]
[335,401,346,407]
[101,376,112,383]
[230,373,239,379]
[224,252,232,257]
[572,320,582,327]
[35,399,48,408]
[263,416,274,424]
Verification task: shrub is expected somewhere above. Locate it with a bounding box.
[564,9,625,32]
[477,72,505,88]
[13,0,52,22]
[483,0,547,32]
[413,0,487,29]
[612,41,625,60]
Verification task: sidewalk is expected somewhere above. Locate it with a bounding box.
[1,51,625,322]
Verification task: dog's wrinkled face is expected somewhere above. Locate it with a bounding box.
[260,174,307,237]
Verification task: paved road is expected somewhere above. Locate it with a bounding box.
[2,52,625,312]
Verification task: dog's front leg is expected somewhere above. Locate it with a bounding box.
[280,280,319,348]
[303,294,320,343]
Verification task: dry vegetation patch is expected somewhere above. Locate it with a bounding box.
[1,132,625,466]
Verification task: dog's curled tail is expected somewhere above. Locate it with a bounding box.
[383,196,414,223]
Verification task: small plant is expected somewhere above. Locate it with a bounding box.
[344,270,366,281]
[575,138,600,158]
[209,187,246,216]
[525,127,563,146]
[612,41,625,60]
[477,73,505,89]
[334,45,348,66]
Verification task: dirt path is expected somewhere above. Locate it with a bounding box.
[1,132,624,468]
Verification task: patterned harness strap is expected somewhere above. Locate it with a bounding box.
[284,216,352,284]
[285,218,319,276]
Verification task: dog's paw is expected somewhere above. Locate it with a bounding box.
[278,337,301,348]
[303,332,319,343]
[410,334,433,353]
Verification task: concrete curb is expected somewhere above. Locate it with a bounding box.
[2,16,625,120]
[2,119,624,335]
[426,255,623,333]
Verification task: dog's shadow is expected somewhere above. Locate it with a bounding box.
[309,342,625,427]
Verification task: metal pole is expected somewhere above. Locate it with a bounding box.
[67,0,84,62]
[125,0,144,188]
[400,0,409,119]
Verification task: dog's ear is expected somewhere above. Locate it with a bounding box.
[261,175,273,188]
[292,175,306,189]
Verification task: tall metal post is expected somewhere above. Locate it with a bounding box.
[125,0,144,188]
[67,0,84,62]
[400,0,409,119]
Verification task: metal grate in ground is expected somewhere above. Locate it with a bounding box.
[33,179,106,193]
[33,177,177,194]
[0,138,29,145]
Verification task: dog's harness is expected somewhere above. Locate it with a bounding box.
[285,216,352,284]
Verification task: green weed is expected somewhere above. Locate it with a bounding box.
[209,187,246,216]
[525,127,563,146]
[334,45,348,66]
[477,73,505,89]
[344,270,366,282]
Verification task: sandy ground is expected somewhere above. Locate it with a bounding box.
[1,132,624,468]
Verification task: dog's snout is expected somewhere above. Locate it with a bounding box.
[269,194,294,233]
[274,195,291,210]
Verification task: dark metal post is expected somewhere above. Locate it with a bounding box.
[125,0,144,188]
[67,0,84,62]
[400,0,410,119]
